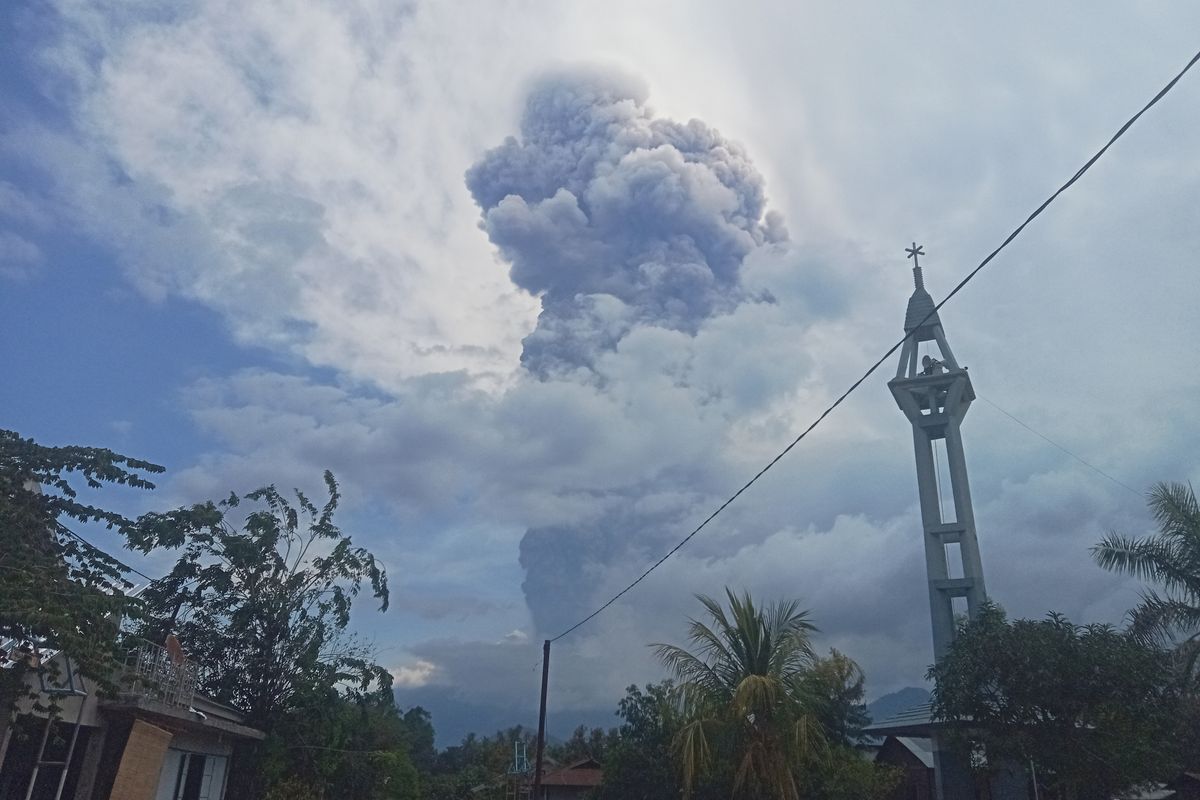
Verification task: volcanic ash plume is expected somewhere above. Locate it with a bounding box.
[467,68,786,378]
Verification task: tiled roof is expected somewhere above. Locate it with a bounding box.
[541,758,603,787]
[863,702,939,736]
[864,702,971,737]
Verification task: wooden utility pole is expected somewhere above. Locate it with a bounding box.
[531,639,550,800]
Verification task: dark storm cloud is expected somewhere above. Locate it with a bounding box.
[466,67,786,376]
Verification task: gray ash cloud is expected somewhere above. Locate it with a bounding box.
[467,67,785,378]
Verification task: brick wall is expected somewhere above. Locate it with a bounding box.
[107,719,173,800]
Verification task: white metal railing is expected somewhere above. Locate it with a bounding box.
[123,640,199,708]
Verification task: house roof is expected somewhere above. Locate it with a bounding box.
[540,758,603,787]
[863,702,939,736]
[102,695,266,740]
[893,737,934,769]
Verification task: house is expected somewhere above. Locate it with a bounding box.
[875,736,934,800]
[532,758,603,800]
[0,638,263,800]
[865,703,1029,800]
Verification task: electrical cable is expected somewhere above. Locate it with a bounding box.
[60,525,157,583]
[977,395,1143,498]
[549,46,1200,643]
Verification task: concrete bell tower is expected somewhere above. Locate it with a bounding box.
[889,243,988,662]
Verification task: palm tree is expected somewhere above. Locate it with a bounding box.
[653,589,827,800]
[1093,481,1200,687]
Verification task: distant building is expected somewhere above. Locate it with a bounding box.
[0,639,263,800]
[875,736,934,800]
[530,758,602,800]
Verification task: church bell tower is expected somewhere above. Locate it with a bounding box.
[889,243,988,661]
[883,245,1027,799]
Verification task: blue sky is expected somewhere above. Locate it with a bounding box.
[4,0,1200,744]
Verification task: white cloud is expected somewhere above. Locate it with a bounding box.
[391,659,438,688]
[33,0,555,385]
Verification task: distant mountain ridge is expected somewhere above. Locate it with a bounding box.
[866,686,931,723]
[402,684,934,748]
[395,684,617,748]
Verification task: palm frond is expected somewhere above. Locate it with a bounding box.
[1148,481,1200,542]
[732,673,782,718]
[791,712,829,762]
[673,718,712,799]
[1092,534,1195,595]
[684,617,740,684]
[1127,589,1200,645]
[653,643,728,698]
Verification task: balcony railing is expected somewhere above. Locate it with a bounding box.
[123,640,199,708]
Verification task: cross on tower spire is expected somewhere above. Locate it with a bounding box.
[905,242,926,289]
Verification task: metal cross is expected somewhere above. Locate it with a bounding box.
[905,242,925,267]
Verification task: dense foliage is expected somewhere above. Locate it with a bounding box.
[594,681,690,800]
[127,472,400,798]
[258,689,431,800]
[796,747,902,800]
[0,430,161,714]
[930,602,1186,799]
[423,726,536,800]
[798,649,871,746]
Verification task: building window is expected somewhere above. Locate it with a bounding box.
[157,751,228,800]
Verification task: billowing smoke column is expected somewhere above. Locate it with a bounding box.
[467,69,786,378]
[468,69,789,633]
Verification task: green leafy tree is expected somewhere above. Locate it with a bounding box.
[257,685,426,800]
[594,681,694,800]
[0,430,162,734]
[798,649,870,747]
[1093,481,1200,689]
[127,471,392,797]
[128,471,389,728]
[929,602,1184,800]
[653,589,828,800]
[548,724,619,765]
[425,726,536,800]
[793,650,899,800]
[797,747,900,800]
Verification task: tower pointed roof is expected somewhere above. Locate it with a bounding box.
[904,262,940,333]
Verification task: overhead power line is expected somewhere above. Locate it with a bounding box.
[549,46,1200,642]
[977,395,1143,498]
[61,525,158,583]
